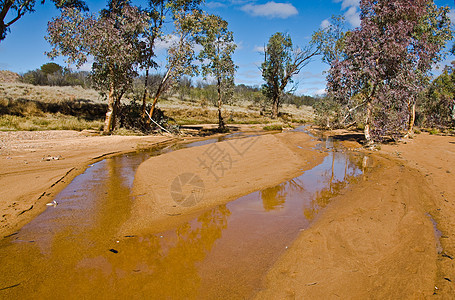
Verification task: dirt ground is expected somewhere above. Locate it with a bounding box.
[256,130,455,298]
[0,130,175,237]
[381,133,455,298]
[120,131,325,236]
[1,128,454,298]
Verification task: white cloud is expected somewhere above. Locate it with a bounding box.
[155,35,180,52]
[335,0,359,10]
[449,9,455,25]
[206,2,226,9]
[241,1,298,19]
[335,0,360,27]
[320,19,331,29]
[345,6,361,27]
[253,45,265,53]
[71,56,94,72]
[314,88,327,96]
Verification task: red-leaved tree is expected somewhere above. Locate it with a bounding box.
[327,0,451,144]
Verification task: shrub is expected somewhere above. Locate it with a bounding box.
[263,124,283,131]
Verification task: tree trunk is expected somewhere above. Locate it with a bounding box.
[406,102,416,137]
[217,77,225,130]
[148,94,159,121]
[364,101,373,146]
[271,95,279,119]
[104,83,116,133]
[148,68,172,123]
[141,68,149,118]
[111,94,123,132]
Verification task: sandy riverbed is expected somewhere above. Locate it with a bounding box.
[0,128,454,298]
[0,130,174,237]
[256,130,455,298]
[120,131,325,235]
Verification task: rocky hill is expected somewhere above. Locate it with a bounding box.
[0,70,20,83]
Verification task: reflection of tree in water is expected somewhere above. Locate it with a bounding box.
[75,204,232,299]
[261,185,287,211]
[304,151,365,221]
[0,203,231,299]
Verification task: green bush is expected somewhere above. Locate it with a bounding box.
[263,124,283,131]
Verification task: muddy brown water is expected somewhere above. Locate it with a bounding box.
[0,130,369,299]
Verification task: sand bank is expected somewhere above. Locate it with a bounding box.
[120,131,325,235]
[0,130,174,237]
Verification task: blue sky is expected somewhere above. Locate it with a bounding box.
[0,0,454,96]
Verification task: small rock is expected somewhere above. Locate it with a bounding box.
[43,155,62,161]
[46,200,58,207]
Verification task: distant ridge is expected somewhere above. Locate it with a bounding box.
[0,70,20,83]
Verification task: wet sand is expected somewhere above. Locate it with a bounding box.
[0,130,174,237]
[381,133,455,298]
[256,154,438,298]
[1,128,454,298]
[257,131,455,298]
[121,131,325,235]
[0,136,365,299]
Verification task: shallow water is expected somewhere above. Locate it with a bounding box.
[0,131,368,299]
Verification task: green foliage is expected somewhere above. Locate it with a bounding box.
[40,62,63,75]
[197,13,237,129]
[313,95,344,128]
[145,1,207,119]
[418,64,455,128]
[21,68,92,87]
[261,32,293,117]
[312,15,346,65]
[261,32,319,118]
[263,124,283,131]
[0,0,87,41]
[429,128,440,135]
[46,0,150,132]
[282,93,318,108]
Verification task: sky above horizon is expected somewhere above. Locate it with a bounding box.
[0,0,454,96]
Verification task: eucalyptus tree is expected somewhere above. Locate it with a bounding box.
[146,0,204,120]
[327,0,451,144]
[0,0,87,41]
[197,14,236,130]
[138,0,166,117]
[46,0,149,132]
[261,32,320,119]
[422,64,455,127]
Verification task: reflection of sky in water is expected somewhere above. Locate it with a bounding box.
[0,135,368,299]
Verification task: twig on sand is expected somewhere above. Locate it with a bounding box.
[0,283,21,291]
[18,205,33,216]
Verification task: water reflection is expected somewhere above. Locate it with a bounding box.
[303,150,364,221]
[0,135,370,299]
[261,185,287,211]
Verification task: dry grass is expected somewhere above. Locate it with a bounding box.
[0,82,315,132]
[0,71,20,83]
[158,96,315,125]
[0,114,103,131]
[0,82,105,131]
[0,82,102,104]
